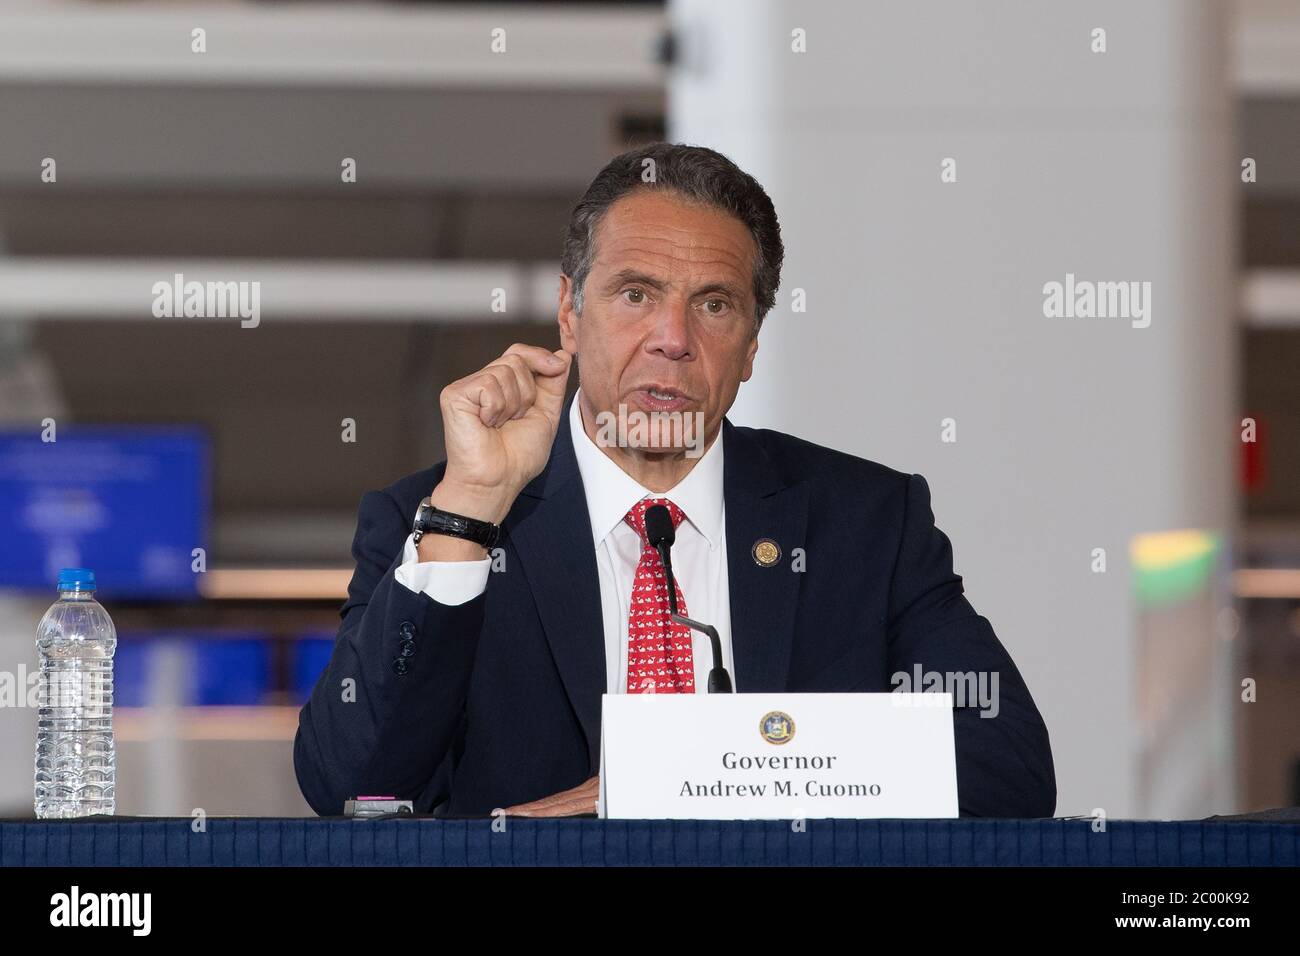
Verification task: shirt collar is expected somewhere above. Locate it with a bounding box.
[568,388,725,550]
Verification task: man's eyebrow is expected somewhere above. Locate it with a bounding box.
[691,280,747,300]
[604,269,747,301]
[604,269,666,291]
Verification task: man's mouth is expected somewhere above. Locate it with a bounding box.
[630,385,692,412]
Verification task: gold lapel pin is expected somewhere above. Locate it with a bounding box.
[752,538,781,567]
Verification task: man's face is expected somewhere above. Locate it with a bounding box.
[558,189,760,456]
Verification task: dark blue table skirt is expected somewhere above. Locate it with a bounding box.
[2,818,1297,866]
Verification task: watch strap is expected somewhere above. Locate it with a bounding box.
[412,498,501,550]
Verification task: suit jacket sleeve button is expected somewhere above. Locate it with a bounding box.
[398,639,417,658]
[399,621,417,640]
[392,657,410,676]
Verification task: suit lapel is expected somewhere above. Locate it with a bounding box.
[505,403,811,773]
[723,418,809,692]
[505,395,606,770]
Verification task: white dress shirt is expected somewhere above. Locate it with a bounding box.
[393,388,735,693]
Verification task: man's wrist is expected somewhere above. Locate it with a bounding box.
[413,480,515,563]
[428,480,515,526]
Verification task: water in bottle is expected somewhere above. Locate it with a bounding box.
[34,568,117,818]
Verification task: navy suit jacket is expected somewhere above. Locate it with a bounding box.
[294,396,1056,818]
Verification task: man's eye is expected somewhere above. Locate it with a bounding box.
[703,299,729,315]
[623,288,646,304]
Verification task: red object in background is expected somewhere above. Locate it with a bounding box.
[1241,411,1265,493]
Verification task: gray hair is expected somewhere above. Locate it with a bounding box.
[561,143,784,332]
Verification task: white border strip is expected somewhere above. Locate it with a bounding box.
[1241,270,1300,327]
[0,257,561,321]
[0,1,667,89]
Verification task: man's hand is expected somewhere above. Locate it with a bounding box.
[502,775,599,817]
[422,343,572,560]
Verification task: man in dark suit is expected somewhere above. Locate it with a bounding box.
[294,143,1056,819]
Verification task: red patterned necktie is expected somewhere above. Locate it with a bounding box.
[623,497,695,694]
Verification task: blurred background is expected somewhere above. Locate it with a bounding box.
[0,0,1295,820]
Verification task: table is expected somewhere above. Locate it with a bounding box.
[3,817,1298,866]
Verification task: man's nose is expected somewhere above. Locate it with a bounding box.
[645,297,692,360]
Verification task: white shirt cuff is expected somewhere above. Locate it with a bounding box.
[393,532,490,606]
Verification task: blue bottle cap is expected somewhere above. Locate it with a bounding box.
[57,568,96,591]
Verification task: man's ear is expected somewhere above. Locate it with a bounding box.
[557,274,579,353]
[740,328,759,382]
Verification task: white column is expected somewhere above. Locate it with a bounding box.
[671,0,1235,817]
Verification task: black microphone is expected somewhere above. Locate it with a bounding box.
[644,504,733,693]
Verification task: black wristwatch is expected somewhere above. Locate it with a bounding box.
[412,497,502,550]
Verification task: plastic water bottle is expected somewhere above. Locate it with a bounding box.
[34,568,117,818]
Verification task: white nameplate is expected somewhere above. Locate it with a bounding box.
[598,693,958,819]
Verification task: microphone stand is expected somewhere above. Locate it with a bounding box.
[652,538,733,694]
